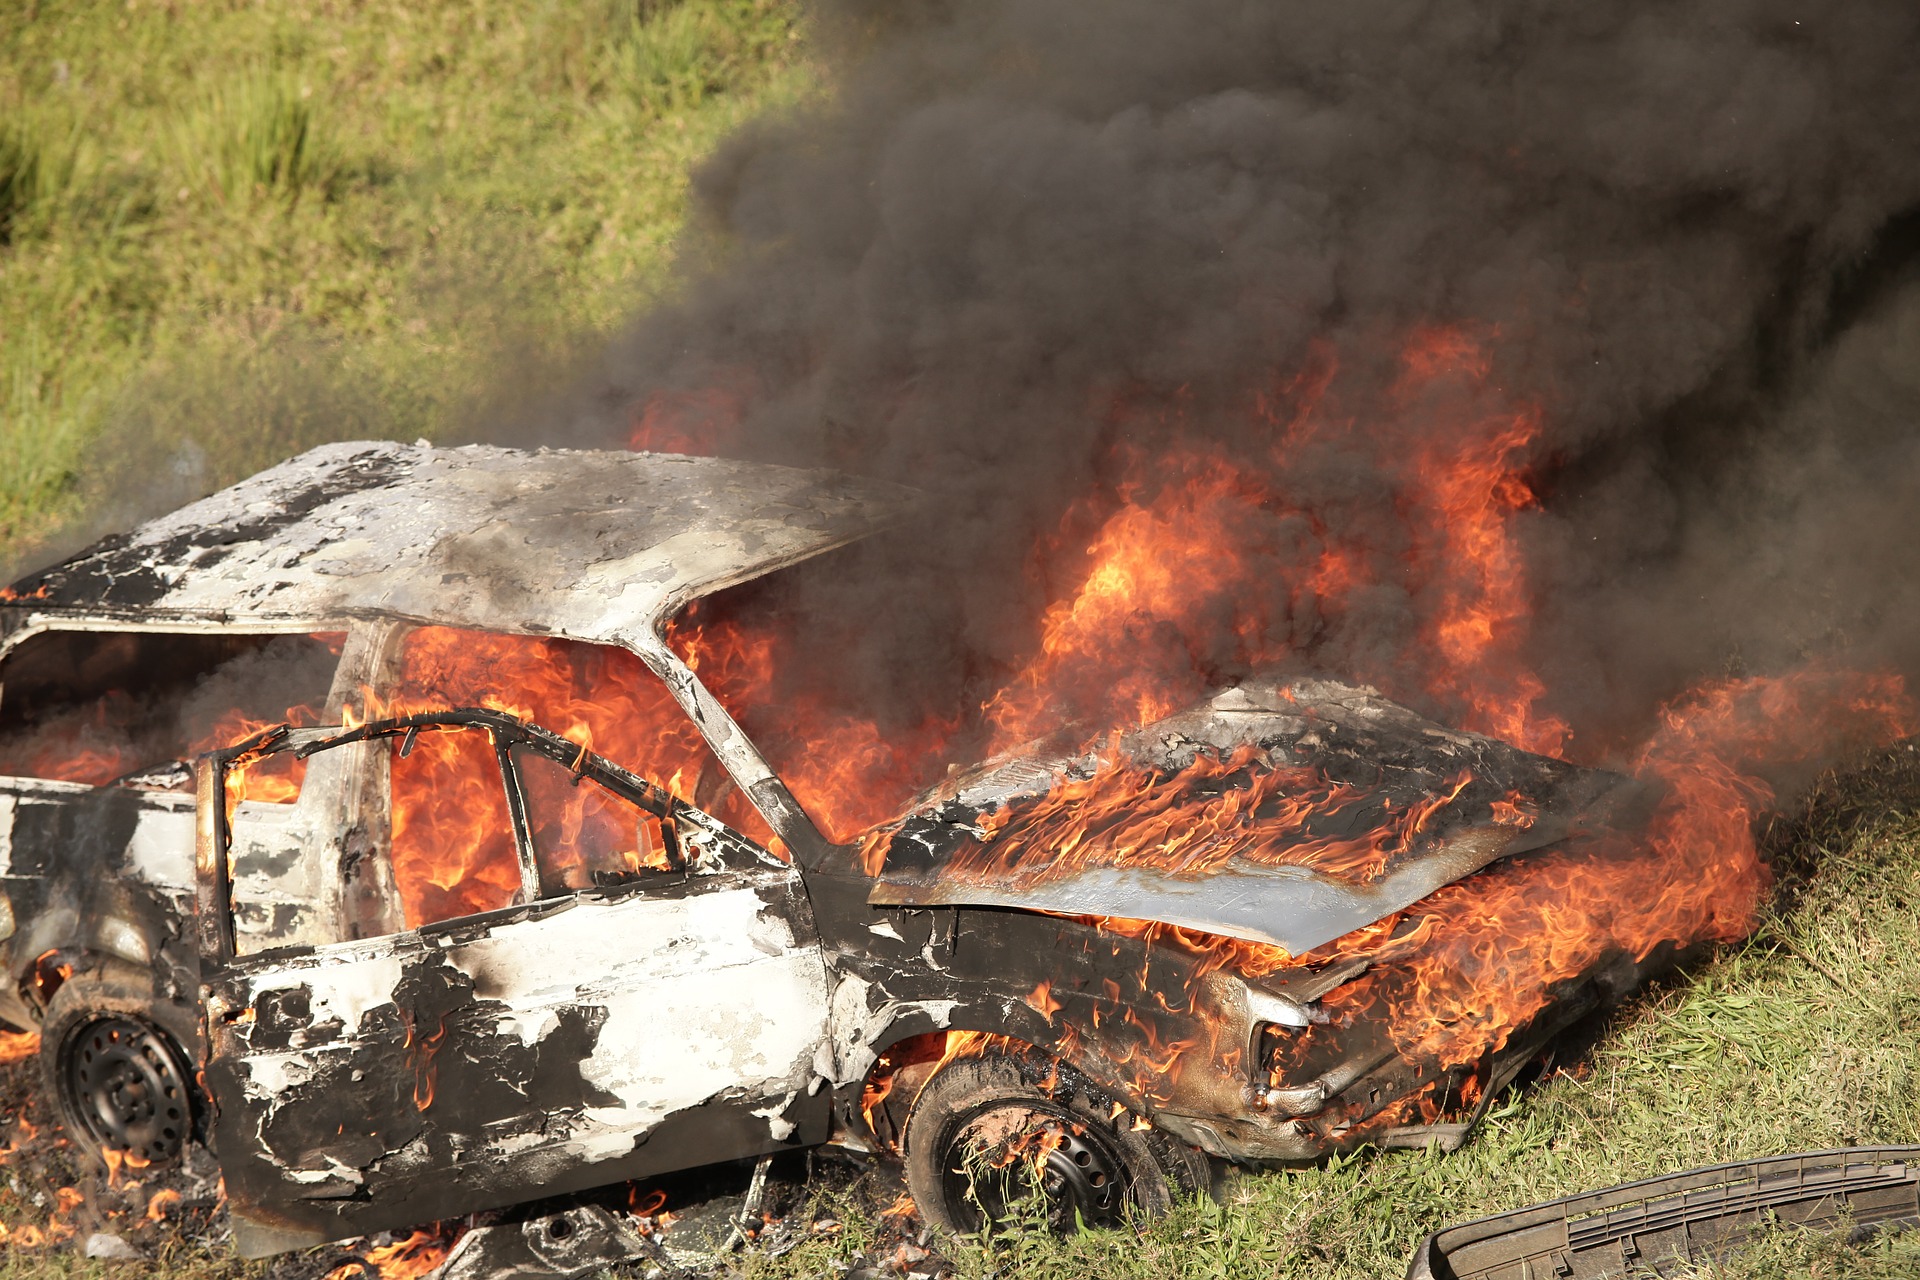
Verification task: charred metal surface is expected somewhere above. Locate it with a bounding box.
[199,710,833,1252]
[436,1204,658,1280]
[0,442,919,644]
[1408,1147,1920,1280]
[0,626,365,1025]
[0,776,201,1029]
[803,865,1267,1157]
[867,677,1651,955]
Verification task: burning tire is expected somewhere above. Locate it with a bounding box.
[40,967,200,1167]
[902,1050,1208,1234]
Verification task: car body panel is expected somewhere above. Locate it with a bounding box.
[868,677,1650,955]
[195,713,835,1253]
[0,442,920,650]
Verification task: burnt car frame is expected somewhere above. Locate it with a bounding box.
[0,440,1652,1253]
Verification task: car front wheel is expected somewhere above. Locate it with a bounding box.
[902,1048,1209,1234]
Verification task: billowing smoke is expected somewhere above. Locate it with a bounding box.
[535,0,1920,789]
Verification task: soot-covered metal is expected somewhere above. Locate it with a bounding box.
[866,677,1650,955]
[0,442,1668,1261]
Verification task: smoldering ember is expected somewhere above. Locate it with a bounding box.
[5,2,1920,1279]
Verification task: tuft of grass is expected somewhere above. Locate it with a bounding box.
[615,0,801,117]
[0,113,79,245]
[175,70,338,210]
[0,120,40,242]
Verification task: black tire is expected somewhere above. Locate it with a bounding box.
[39,966,201,1166]
[902,1050,1209,1235]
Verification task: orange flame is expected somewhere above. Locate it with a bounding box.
[324,1227,456,1280]
[362,627,779,926]
[0,1030,38,1066]
[877,746,1478,886]
[1288,667,1913,1069]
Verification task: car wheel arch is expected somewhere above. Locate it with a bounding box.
[37,961,207,1166]
[846,999,1165,1152]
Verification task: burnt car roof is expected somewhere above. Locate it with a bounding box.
[869,677,1651,956]
[1,441,920,649]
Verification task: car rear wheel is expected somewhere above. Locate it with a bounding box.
[902,1049,1209,1234]
[39,968,200,1166]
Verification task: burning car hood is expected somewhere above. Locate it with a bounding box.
[867,677,1650,956]
[0,441,920,651]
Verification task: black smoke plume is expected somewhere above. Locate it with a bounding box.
[546,0,1920,786]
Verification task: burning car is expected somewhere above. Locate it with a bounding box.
[0,440,1663,1254]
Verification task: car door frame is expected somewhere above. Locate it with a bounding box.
[193,711,836,1256]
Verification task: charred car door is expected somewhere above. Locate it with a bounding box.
[194,713,833,1256]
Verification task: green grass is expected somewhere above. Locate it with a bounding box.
[0,0,816,562]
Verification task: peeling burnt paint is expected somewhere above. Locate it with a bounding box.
[199,711,835,1253]
[0,775,201,1028]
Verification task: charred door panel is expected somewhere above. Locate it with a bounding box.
[206,871,832,1249]
[197,712,836,1255]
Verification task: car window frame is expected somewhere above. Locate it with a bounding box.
[504,738,687,901]
[198,709,782,967]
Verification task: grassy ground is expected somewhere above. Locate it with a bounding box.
[5,4,1920,1279]
[0,0,815,566]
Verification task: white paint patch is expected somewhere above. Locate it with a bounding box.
[494,1008,558,1049]
[242,1051,317,1097]
[280,1155,365,1188]
[244,950,404,1038]
[0,794,16,877]
[867,920,903,942]
[121,802,197,891]
[753,1090,800,1141]
[93,916,151,966]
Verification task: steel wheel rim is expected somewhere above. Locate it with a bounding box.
[939,1102,1130,1232]
[60,1015,190,1164]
